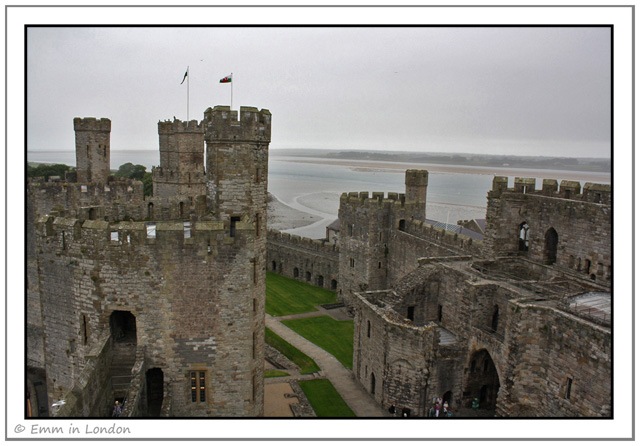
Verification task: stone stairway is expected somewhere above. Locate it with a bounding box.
[110,341,137,401]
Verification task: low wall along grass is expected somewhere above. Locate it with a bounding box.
[265,327,321,375]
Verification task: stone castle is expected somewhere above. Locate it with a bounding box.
[268,171,611,417]
[27,106,271,417]
[27,105,611,418]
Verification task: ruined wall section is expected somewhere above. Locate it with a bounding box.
[352,290,439,416]
[267,230,339,290]
[502,301,611,417]
[483,177,611,287]
[153,119,206,199]
[34,214,263,416]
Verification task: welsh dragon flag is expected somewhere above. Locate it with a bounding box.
[219,74,232,83]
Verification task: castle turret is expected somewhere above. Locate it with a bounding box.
[152,118,206,199]
[405,169,428,221]
[74,117,111,184]
[203,105,271,220]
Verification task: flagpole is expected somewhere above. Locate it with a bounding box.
[187,66,190,121]
[230,72,233,111]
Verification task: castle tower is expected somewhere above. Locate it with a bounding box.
[405,169,428,221]
[202,105,271,416]
[152,119,206,199]
[74,117,111,184]
[203,106,271,219]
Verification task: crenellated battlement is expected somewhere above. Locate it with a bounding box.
[158,118,205,134]
[203,106,271,143]
[267,229,339,254]
[402,218,482,256]
[73,117,111,132]
[490,176,611,205]
[35,215,256,251]
[340,191,407,207]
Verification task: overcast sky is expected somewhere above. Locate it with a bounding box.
[27,26,611,158]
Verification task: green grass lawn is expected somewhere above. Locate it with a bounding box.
[282,316,354,369]
[265,327,321,375]
[264,369,290,378]
[299,379,355,417]
[266,272,337,316]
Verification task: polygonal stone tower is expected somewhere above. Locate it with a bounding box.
[152,119,207,199]
[74,117,111,184]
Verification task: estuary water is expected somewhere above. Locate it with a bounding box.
[27,150,611,239]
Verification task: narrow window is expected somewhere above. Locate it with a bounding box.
[82,315,88,345]
[350,258,355,268]
[147,202,154,219]
[544,228,558,265]
[399,219,406,231]
[584,259,591,274]
[110,231,119,242]
[61,231,66,250]
[437,304,443,322]
[255,168,261,183]
[305,271,311,282]
[348,225,353,236]
[81,185,88,193]
[565,378,573,399]
[199,372,206,402]
[179,202,184,217]
[191,371,206,403]
[378,262,382,269]
[252,258,257,284]
[491,305,499,332]
[255,213,261,237]
[230,216,240,237]
[271,261,277,271]
[407,306,415,321]
[293,267,299,278]
[253,332,257,359]
[367,320,371,338]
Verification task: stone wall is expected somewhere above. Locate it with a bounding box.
[267,230,339,290]
[483,177,611,286]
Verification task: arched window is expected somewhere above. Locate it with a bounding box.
[544,228,558,265]
[491,305,499,332]
[518,222,530,252]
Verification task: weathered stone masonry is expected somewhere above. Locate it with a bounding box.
[348,173,611,417]
[27,105,271,418]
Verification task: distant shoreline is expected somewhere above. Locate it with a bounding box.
[276,157,611,183]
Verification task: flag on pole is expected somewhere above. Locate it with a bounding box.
[219,74,232,83]
[180,68,188,85]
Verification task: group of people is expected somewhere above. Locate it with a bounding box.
[428,397,453,418]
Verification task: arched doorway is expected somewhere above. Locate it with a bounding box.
[544,227,558,265]
[110,310,137,344]
[146,368,164,417]
[463,349,500,411]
